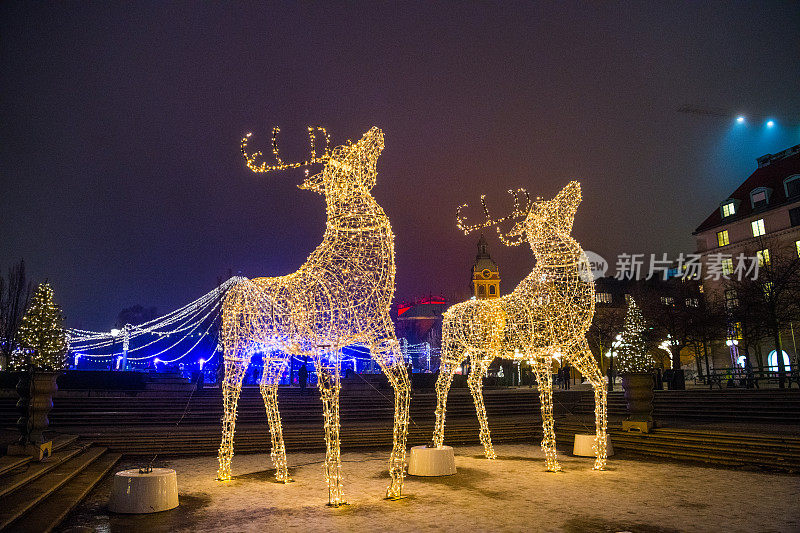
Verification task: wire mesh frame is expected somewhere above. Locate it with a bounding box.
[217,127,410,504]
[433,182,608,471]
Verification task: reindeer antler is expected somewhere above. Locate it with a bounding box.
[241,126,331,173]
[456,189,531,236]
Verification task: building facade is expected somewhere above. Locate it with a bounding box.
[694,143,800,372]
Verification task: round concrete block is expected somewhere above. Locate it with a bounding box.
[108,468,179,514]
[408,445,457,476]
[573,433,614,457]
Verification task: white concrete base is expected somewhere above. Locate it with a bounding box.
[108,468,179,514]
[408,445,457,476]
[573,433,614,457]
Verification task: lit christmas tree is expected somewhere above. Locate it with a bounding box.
[16,282,67,371]
[615,295,655,373]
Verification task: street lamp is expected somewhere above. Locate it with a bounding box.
[606,335,622,392]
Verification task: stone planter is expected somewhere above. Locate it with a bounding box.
[28,371,59,444]
[15,371,59,445]
[621,372,654,432]
[15,372,32,445]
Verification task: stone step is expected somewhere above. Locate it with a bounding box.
[0,435,79,477]
[555,426,800,472]
[604,433,800,462]
[0,446,107,530]
[74,417,546,455]
[0,440,91,499]
[0,435,78,476]
[10,452,121,533]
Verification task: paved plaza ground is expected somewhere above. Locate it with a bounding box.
[63,444,799,532]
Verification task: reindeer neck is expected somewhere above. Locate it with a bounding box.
[531,234,584,270]
[325,192,388,232]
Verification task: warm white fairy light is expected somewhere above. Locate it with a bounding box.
[615,295,656,373]
[16,282,68,371]
[434,182,608,471]
[218,127,410,505]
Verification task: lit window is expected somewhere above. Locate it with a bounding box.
[716,230,729,247]
[796,240,800,258]
[685,298,699,308]
[751,219,765,237]
[725,289,738,309]
[722,258,733,275]
[595,292,612,304]
[489,285,496,295]
[757,248,770,266]
[661,296,675,306]
[721,202,736,217]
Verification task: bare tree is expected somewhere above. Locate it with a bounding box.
[636,280,698,368]
[0,259,32,370]
[725,237,800,388]
[587,306,625,374]
[116,304,159,327]
[687,290,727,383]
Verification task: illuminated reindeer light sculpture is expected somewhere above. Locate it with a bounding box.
[217,126,410,506]
[432,182,607,471]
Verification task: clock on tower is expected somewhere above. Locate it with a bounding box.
[471,234,500,299]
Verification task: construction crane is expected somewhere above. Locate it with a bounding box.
[677,105,731,118]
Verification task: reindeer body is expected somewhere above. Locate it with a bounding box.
[433,182,607,471]
[225,212,394,346]
[443,251,594,356]
[218,127,410,505]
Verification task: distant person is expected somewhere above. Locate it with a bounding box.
[562,364,571,390]
[298,356,309,396]
[744,358,756,389]
[216,361,225,387]
[193,369,204,391]
[655,367,663,390]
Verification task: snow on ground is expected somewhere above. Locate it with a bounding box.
[67,444,799,533]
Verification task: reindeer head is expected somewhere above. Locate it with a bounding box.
[240,126,384,198]
[511,181,582,246]
[457,181,581,247]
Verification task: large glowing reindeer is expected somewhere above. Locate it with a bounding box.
[217,126,410,505]
[432,182,607,471]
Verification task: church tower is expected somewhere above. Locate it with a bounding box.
[472,234,500,299]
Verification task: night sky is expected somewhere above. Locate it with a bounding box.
[2,2,799,330]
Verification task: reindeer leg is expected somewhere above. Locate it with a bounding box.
[217,353,249,481]
[260,355,291,482]
[433,346,464,448]
[468,355,497,459]
[530,357,561,472]
[314,356,346,506]
[568,340,608,470]
[371,335,411,500]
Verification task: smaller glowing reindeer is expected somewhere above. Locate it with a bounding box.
[217,126,410,505]
[432,182,607,471]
